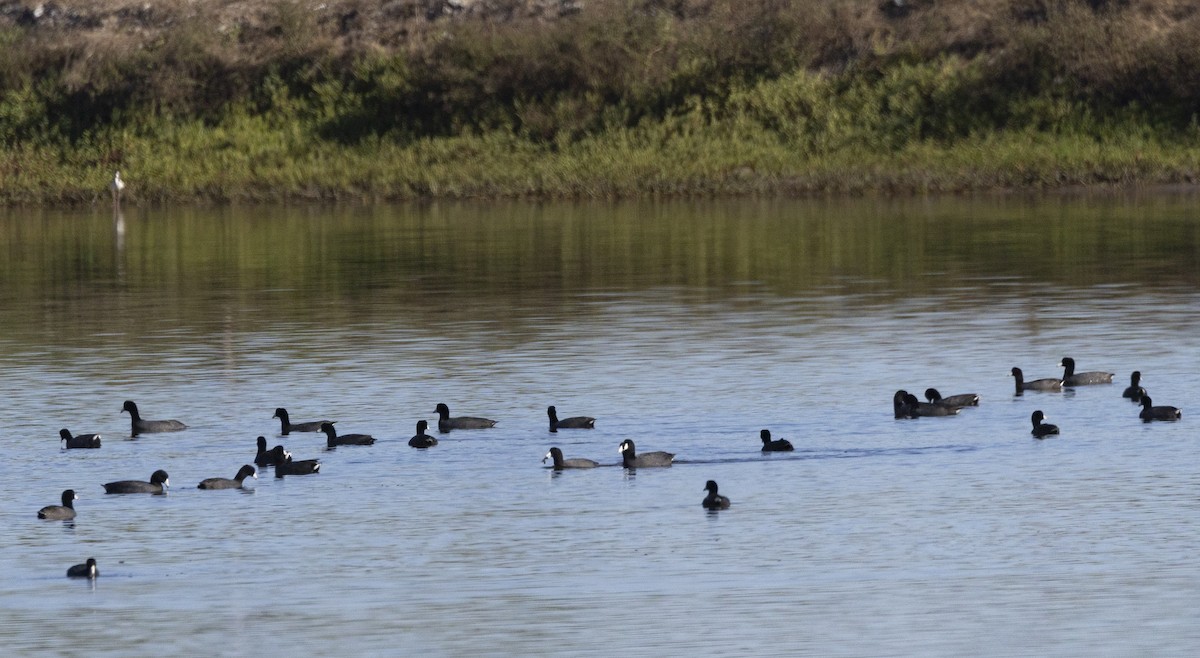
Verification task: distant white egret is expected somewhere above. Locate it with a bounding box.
[109,171,125,206]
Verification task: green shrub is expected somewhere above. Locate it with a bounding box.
[5,0,1200,202]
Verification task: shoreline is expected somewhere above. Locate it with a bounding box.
[6,126,1200,207]
[8,181,1200,209]
[7,179,1200,208]
[6,163,1200,208]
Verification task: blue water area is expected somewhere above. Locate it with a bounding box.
[1,197,1198,655]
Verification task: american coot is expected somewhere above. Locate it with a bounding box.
[1139,395,1181,422]
[702,480,731,510]
[893,390,919,419]
[1030,410,1060,438]
[38,490,78,520]
[433,403,497,433]
[548,406,596,432]
[1010,367,1063,394]
[67,558,98,579]
[409,420,438,448]
[1060,357,1114,386]
[760,429,794,452]
[543,446,599,469]
[924,388,980,407]
[254,436,283,467]
[273,446,320,477]
[121,400,187,436]
[103,469,169,494]
[619,439,674,468]
[1122,371,1146,401]
[198,465,257,490]
[318,422,375,448]
[273,408,332,435]
[59,429,101,449]
[902,391,961,417]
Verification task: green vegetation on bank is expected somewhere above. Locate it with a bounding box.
[3,0,1200,204]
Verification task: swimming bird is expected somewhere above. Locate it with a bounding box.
[1139,395,1181,422]
[1030,410,1060,438]
[59,428,101,449]
[433,403,497,433]
[548,406,595,432]
[903,391,961,417]
[273,408,332,435]
[543,446,599,469]
[109,171,125,205]
[760,429,794,452]
[1059,357,1114,386]
[618,439,674,468]
[924,388,980,407]
[702,480,731,510]
[1010,367,1063,394]
[38,489,78,520]
[254,436,283,467]
[408,420,438,448]
[67,558,98,579]
[121,400,187,436]
[103,469,169,494]
[1122,371,1146,401]
[893,390,919,419]
[319,422,375,447]
[272,446,320,477]
[198,465,257,490]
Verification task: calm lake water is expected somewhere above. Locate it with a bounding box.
[1,195,1199,656]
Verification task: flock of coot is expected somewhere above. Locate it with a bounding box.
[892,358,1182,436]
[44,359,1182,579]
[44,400,745,580]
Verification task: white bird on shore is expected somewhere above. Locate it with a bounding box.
[109,171,125,205]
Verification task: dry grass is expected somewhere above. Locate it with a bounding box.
[3,1,1197,69]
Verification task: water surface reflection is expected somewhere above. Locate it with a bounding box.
[1,195,1199,655]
